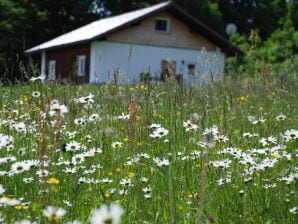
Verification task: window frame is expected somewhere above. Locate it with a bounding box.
[77,55,86,77]
[155,17,170,33]
[48,60,56,80]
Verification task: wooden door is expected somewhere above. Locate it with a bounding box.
[161,59,176,81]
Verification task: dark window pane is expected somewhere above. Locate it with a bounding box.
[155,19,168,31]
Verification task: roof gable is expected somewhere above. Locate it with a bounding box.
[25,1,242,56]
[107,11,217,51]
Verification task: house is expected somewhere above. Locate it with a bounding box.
[25,1,242,85]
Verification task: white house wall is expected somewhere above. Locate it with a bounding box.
[90,41,225,84]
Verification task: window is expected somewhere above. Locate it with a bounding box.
[155,17,170,32]
[48,60,56,80]
[187,64,195,75]
[77,55,86,77]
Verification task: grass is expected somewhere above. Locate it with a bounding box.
[0,72,297,223]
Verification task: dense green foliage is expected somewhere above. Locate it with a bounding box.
[228,0,298,73]
[0,0,102,82]
[0,0,297,83]
[0,70,297,223]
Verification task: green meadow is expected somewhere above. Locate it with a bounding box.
[0,71,297,223]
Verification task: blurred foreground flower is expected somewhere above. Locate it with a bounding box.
[90,203,124,224]
[14,219,38,224]
[43,206,66,222]
[29,75,45,82]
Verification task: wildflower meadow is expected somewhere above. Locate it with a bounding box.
[0,71,297,223]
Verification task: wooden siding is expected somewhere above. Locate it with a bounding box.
[46,44,90,83]
[107,11,216,51]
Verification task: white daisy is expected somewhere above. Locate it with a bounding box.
[282,129,298,142]
[65,141,82,152]
[148,123,161,129]
[117,113,130,120]
[0,184,5,195]
[88,113,100,122]
[153,158,169,167]
[275,114,286,121]
[0,134,14,149]
[289,207,298,214]
[9,161,32,175]
[90,203,124,224]
[43,206,67,221]
[14,219,38,224]
[0,196,21,206]
[119,178,133,187]
[32,91,41,98]
[101,178,113,184]
[65,220,82,224]
[142,187,152,193]
[71,154,85,165]
[74,117,86,126]
[183,120,198,132]
[13,122,27,133]
[111,141,123,149]
[214,135,229,143]
[149,127,169,138]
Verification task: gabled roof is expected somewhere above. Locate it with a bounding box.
[25,1,242,56]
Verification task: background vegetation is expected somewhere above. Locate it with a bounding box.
[0,0,297,83]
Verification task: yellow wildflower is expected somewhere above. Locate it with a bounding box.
[104,193,110,198]
[233,129,240,135]
[15,205,29,210]
[123,137,129,142]
[51,187,58,192]
[271,153,280,159]
[23,95,28,102]
[47,177,59,184]
[127,172,134,178]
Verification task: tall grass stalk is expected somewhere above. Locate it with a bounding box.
[167,153,175,224]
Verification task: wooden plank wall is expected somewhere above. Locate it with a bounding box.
[46,44,90,83]
[107,11,216,51]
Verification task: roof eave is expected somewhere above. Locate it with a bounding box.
[25,39,92,55]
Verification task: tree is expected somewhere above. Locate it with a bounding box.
[95,0,161,16]
[0,0,103,83]
[287,0,298,29]
[217,0,288,40]
[0,0,27,81]
[173,0,223,35]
